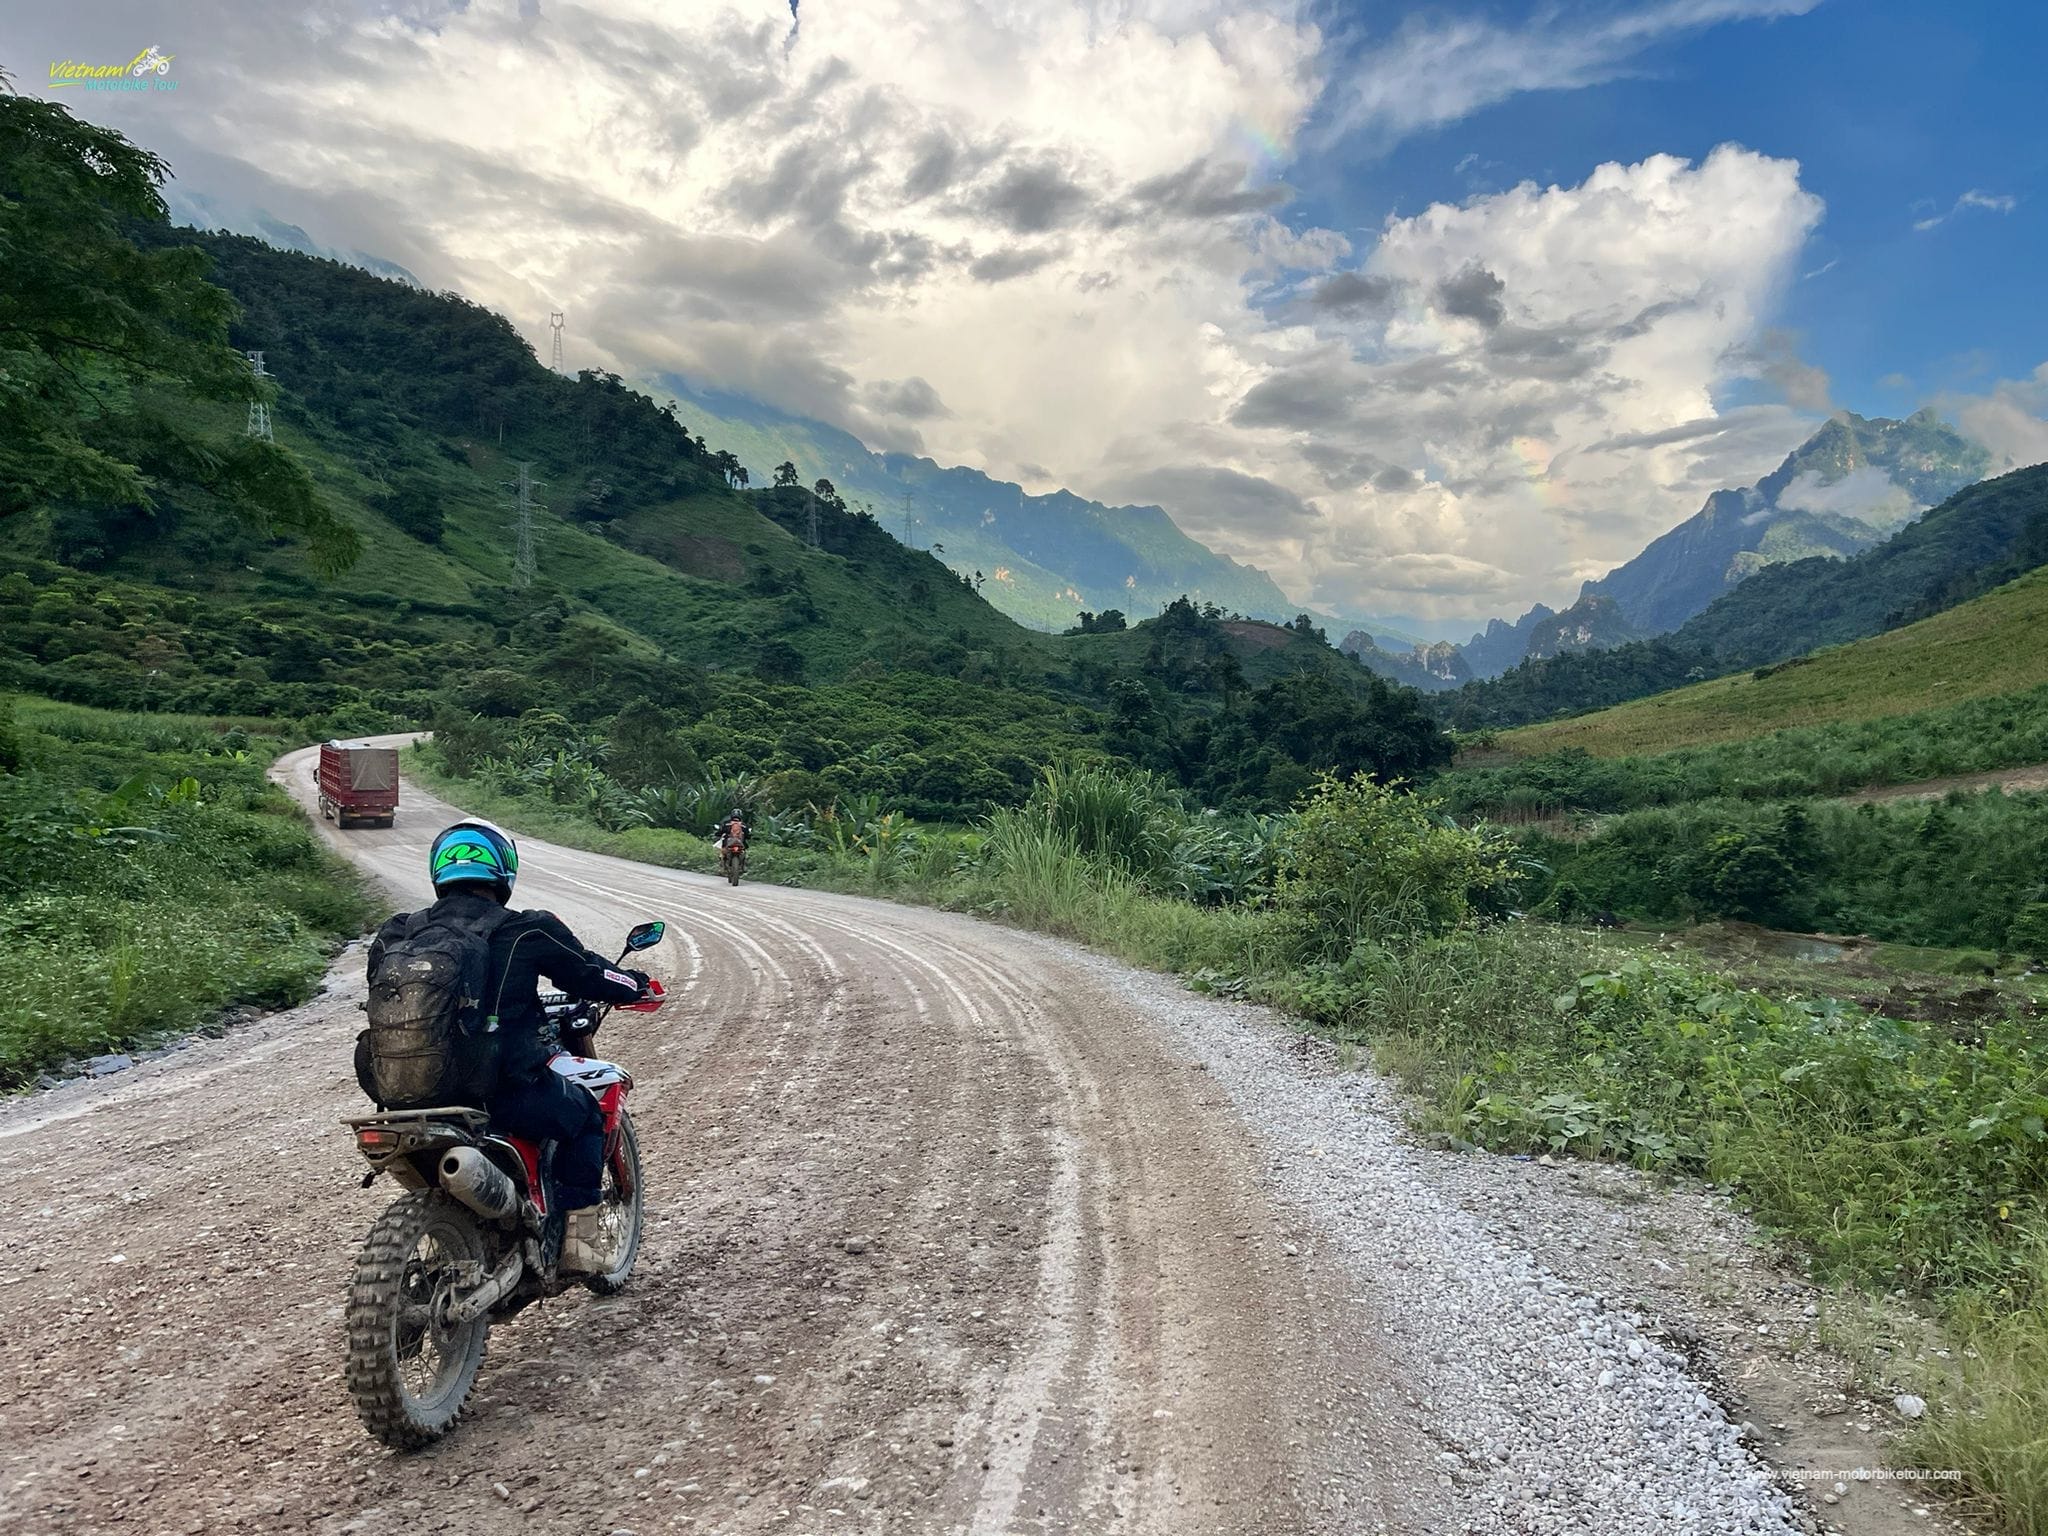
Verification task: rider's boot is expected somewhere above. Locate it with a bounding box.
[559,1205,607,1274]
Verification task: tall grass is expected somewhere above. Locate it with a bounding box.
[405,747,2048,1530]
[0,697,375,1083]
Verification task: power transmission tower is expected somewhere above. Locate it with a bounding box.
[900,490,914,550]
[506,462,544,587]
[549,311,566,374]
[244,351,274,442]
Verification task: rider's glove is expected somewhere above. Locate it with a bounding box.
[627,968,653,999]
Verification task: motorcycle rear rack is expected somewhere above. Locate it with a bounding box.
[345,1107,490,1133]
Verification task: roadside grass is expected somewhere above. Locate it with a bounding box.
[0,697,377,1086]
[410,745,2048,1531]
[1495,566,2048,760]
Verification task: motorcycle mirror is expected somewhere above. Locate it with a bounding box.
[624,920,665,952]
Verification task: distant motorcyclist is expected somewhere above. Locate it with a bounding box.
[715,809,750,852]
[367,820,650,1273]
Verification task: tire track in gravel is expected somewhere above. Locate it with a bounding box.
[0,743,1448,1536]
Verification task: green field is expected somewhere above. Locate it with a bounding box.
[1497,565,2048,758]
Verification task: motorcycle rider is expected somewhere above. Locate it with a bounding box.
[372,819,650,1273]
[717,808,749,850]
[716,808,750,860]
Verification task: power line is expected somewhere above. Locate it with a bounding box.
[549,311,566,374]
[244,351,273,442]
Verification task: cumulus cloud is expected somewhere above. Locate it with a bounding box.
[1101,465,1321,544]
[862,375,952,420]
[13,2,1850,618]
[1737,328,1834,411]
[1435,263,1507,328]
[1221,145,1827,613]
[1307,271,1399,315]
[1940,364,2048,470]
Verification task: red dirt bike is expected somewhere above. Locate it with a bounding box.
[718,837,747,886]
[341,919,668,1448]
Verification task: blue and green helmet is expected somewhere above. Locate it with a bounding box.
[429,819,519,894]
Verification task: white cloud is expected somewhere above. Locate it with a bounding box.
[1318,0,1823,152]
[1221,145,1826,613]
[1940,364,2048,470]
[1777,464,1921,524]
[15,1,1841,618]
[1913,189,2019,232]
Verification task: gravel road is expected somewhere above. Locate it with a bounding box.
[0,743,1946,1535]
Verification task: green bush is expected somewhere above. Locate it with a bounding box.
[1275,774,1514,954]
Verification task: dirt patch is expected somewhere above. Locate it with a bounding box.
[1843,763,2048,805]
[1220,620,1291,651]
[663,532,745,581]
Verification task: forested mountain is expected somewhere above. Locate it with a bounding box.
[1521,595,1648,660]
[1460,604,1555,678]
[1579,409,1988,635]
[673,390,1296,632]
[1443,411,1989,684]
[0,97,1448,822]
[1436,459,2048,731]
[1338,631,1472,692]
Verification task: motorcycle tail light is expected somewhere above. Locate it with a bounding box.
[356,1128,401,1152]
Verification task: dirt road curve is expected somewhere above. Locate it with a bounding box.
[0,745,1444,1536]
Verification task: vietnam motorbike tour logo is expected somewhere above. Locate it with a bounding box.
[47,46,177,93]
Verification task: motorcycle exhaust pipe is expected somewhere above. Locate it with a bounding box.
[439,1146,519,1221]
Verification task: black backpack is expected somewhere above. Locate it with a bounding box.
[356,905,513,1110]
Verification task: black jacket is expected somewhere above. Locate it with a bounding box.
[369,890,645,1081]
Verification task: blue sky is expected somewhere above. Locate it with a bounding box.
[19,0,2044,621]
[1300,0,2042,419]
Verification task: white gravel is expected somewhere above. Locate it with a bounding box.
[1053,940,1806,1536]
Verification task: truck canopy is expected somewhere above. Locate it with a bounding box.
[326,742,399,791]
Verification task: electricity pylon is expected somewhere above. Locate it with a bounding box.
[245,351,273,441]
[507,462,544,587]
[549,311,566,374]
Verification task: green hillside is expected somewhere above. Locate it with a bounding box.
[0,122,1444,825]
[673,389,1296,631]
[1494,564,2048,758]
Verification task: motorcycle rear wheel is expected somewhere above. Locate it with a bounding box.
[345,1190,491,1448]
[583,1111,644,1294]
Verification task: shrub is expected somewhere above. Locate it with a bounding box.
[1275,774,1515,954]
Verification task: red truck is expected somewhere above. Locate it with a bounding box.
[316,741,399,829]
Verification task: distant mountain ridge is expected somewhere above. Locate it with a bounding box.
[1580,409,1989,634]
[669,388,1297,632]
[1433,459,2048,731]
[1338,631,1471,691]
[1445,410,1990,682]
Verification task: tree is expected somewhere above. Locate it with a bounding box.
[370,478,444,543]
[1072,609,1128,635]
[812,477,843,511]
[713,450,741,486]
[732,464,750,490]
[755,639,805,684]
[0,89,358,568]
[773,460,800,489]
